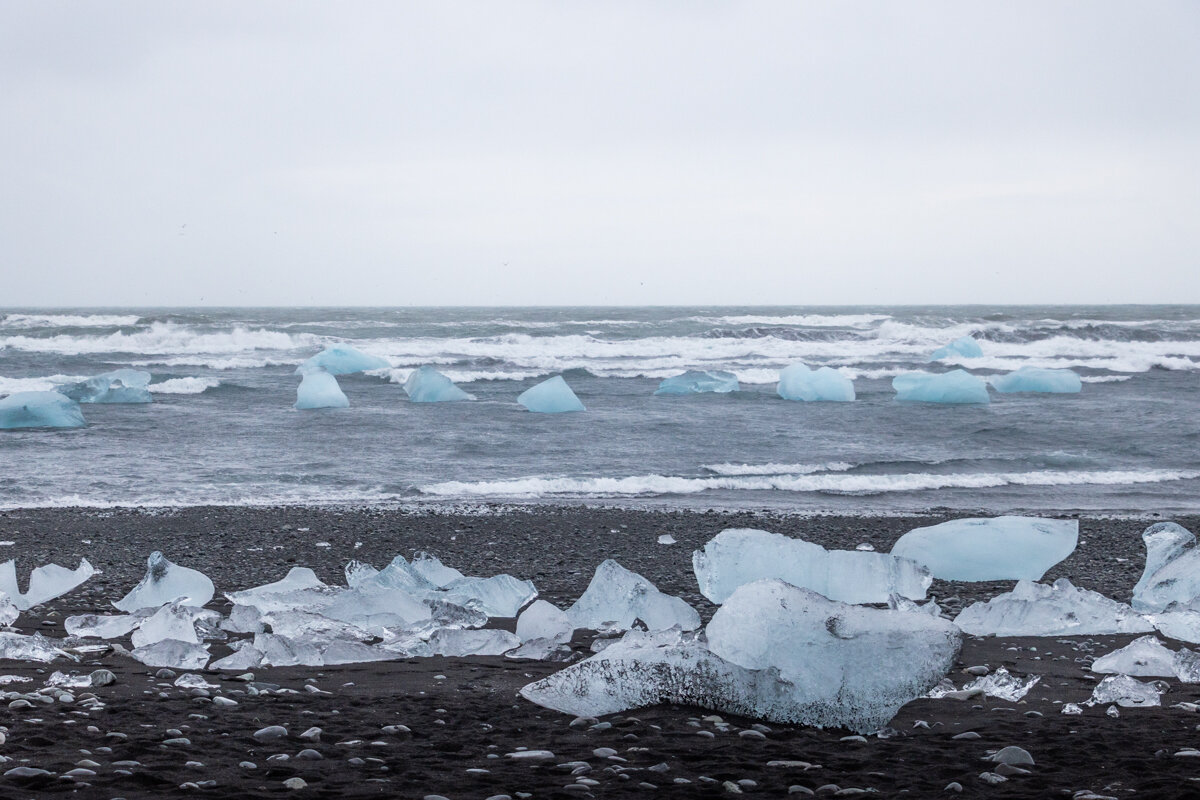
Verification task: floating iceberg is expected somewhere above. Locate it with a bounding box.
[115,552,215,611]
[60,369,153,404]
[693,528,930,606]
[890,517,1078,581]
[1087,675,1164,708]
[517,376,585,413]
[654,370,739,396]
[130,639,210,670]
[776,364,855,402]
[567,560,699,632]
[892,370,990,404]
[953,578,1154,637]
[403,366,475,402]
[0,558,96,610]
[1091,636,1181,677]
[1132,522,1200,613]
[0,391,86,429]
[929,336,983,361]
[990,367,1082,394]
[0,632,73,662]
[294,369,349,410]
[297,345,389,376]
[517,600,573,644]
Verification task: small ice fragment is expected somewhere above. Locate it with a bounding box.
[892,370,990,404]
[294,368,349,409]
[0,592,17,627]
[131,603,201,649]
[64,613,139,639]
[410,553,466,589]
[567,560,699,633]
[344,560,380,587]
[657,534,676,546]
[990,367,1082,394]
[954,578,1154,637]
[929,336,983,361]
[429,628,521,657]
[516,600,573,644]
[517,376,585,413]
[1061,703,1082,714]
[0,391,86,429]
[296,345,389,376]
[505,637,573,661]
[130,639,209,670]
[115,552,214,611]
[174,673,218,689]
[60,369,153,404]
[856,543,874,551]
[776,364,855,402]
[46,671,94,688]
[1087,675,1164,708]
[0,632,74,662]
[0,558,97,610]
[404,366,475,402]
[654,370,739,396]
[890,517,1078,581]
[962,667,1040,701]
[1091,636,1180,677]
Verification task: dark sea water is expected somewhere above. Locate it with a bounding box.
[1,306,1198,513]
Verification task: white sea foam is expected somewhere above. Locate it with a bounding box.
[0,313,141,328]
[129,356,301,370]
[691,314,893,328]
[1080,375,1134,383]
[0,374,87,397]
[0,322,313,356]
[703,462,856,476]
[148,377,221,394]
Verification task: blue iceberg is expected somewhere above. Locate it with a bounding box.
[404,366,475,402]
[990,367,1082,394]
[0,391,86,429]
[297,345,389,376]
[60,369,153,404]
[776,364,855,402]
[929,336,983,361]
[892,370,990,404]
[294,369,349,410]
[518,376,585,413]
[654,370,739,396]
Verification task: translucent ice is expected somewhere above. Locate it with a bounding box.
[892,370,990,404]
[505,637,573,662]
[890,516,1078,581]
[294,368,349,410]
[409,553,466,589]
[0,593,17,627]
[131,603,201,649]
[253,632,324,667]
[990,367,1082,394]
[297,345,389,376]
[115,552,215,611]
[954,578,1154,637]
[0,632,73,663]
[517,376,585,413]
[1087,675,1164,707]
[517,600,573,644]
[654,370,739,396]
[225,567,328,607]
[130,639,210,670]
[442,574,538,618]
[60,369,153,404]
[65,613,140,639]
[320,640,402,665]
[776,364,855,402]
[929,336,983,361]
[404,366,475,402]
[693,528,931,606]
[0,391,86,429]
[211,643,265,671]
[0,558,96,610]
[567,560,700,632]
[962,667,1040,701]
[1132,522,1200,613]
[321,585,432,635]
[1091,636,1180,677]
[355,555,438,596]
[429,628,521,657]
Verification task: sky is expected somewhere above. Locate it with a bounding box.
[2,2,1198,306]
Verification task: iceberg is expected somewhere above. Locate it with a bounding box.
[892,370,990,404]
[441,574,537,618]
[130,602,201,649]
[890,516,1078,581]
[294,369,349,410]
[653,370,739,396]
[429,628,521,657]
[517,600,573,644]
[1087,675,1164,708]
[929,336,983,361]
[0,558,96,610]
[130,639,210,670]
[0,391,86,429]
[403,366,475,402]
[693,528,931,606]
[1091,636,1181,677]
[297,345,389,376]
[517,376,585,413]
[1132,522,1200,613]
[953,578,1154,637]
[776,364,855,402]
[567,560,699,632]
[115,552,215,611]
[990,367,1082,394]
[60,369,152,404]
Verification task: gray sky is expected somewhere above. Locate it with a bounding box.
[3,2,1198,306]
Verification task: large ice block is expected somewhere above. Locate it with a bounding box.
[130,639,210,670]
[0,558,96,610]
[404,366,475,402]
[929,336,983,361]
[294,368,349,410]
[225,567,328,607]
[890,516,1078,581]
[131,602,201,649]
[990,367,1082,394]
[60,369,153,404]
[115,552,215,611]
[442,574,538,618]
[654,370,739,396]
[693,528,931,606]
[1091,636,1180,677]
[429,628,521,657]
[1132,522,1200,613]
[0,632,73,663]
[892,370,990,404]
[776,364,855,402]
[410,553,466,588]
[0,391,86,429]
[297,345,389,375]
[517,600,573,644]
[517,376,585,413]
[1087,675,1163,708]
[65,613,140,639]
[566,559,699,632]
[954,578,1154,637]
[0,593,18,627]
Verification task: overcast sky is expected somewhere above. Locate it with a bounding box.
[2,2,1198,306]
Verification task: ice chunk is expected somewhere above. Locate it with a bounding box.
[0,592,17,627]
[505,638,573,661]
[131,602,201,649]
[693,528,931,606]
[226,567,327,607]
[130,639,209,670]
[345,560,380,587]
[517,376,585,413]
[517,600,573,644]
[259,609,374,643]
[654,370,739,396]
[210,643,265,671]
[321,585,432,634]
[0,632,73,662]
[0,391,86,429]
[428,598,489,630]
[410,553,466,589]
[1132,522,1200,613]
[320,640,402,665]
[297,345,389,375]
[1092,636,1180,677]
[890,516,1078,581]
[929,335,983,361]
[221,604,264,634]
[404,366,475,402]
[0,558,96,610]
[954,578,1154,637]
[566,559,700,633]
[294,368,349,410]
[115,552,215,611]
[429,628,521,657]
[356,555,438,595]
[962,667,1040,701]
[776,364,855,402]
[892,370,990,404]
[254,632,324,667]
[65,613,140,639]
[442,574,537,618]
[60,369,153,404]
[990,367,1082,394]
[1087,675,1164,708]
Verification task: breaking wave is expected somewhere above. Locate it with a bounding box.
[0,313,142,328]
[147,377,221,394]
[0,322,314,356]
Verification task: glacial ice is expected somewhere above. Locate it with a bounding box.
[60,369,153,404]
[130,602,201,649]
[211,643,265,671]
[1132,522,1200,613]
[990,366,1082,394]
[225,567,327,607]
[0,391,86,429]
[1091,636,1180,677]
[115,552,215,611]
[961,667,1040,701]
[1087,675,1164,708]
[892,370,990,404]
[320,584,432,634]
[410,553,466,588]
[130,639,210,670]
[693,528,931,606]
[65,613,140,639]
[253,632,324,667]
[441,574,537,618]
[890,516,1078,581]
[953,578,1154,637]
[776,364,855,402]
[654,370,739,396]
[294,368,349,410]
[567,560,700,632]
[403,366,475,402]
[356,556,438,596]
[0,558,96,610]
[506,637,573,661]
[517,376,585,413]
[517,600,573,644]
[929,336,983,361]
[0,593,17,627]
[429,628,521,657]
[0,632,73,663]
[297,345,390,375]
[1149,606,1200,645]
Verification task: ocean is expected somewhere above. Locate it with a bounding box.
[1,305,1197,513]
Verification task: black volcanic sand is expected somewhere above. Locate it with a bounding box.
[0,506,1198,799]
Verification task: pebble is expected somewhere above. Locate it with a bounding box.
[163,738,191,747]
[569,716,598,729]
[300,727,323,741]
[296,749,323,760]
[155,669,176,679]
[944,782,963,793]
[952,731,981,740]
[89,669,116,687]
[284,777,307,789]
[593,747,618,757]
[965,665,990,676]
[789,787,815,796]
[506,750,556,761]
[253,725,288,742]
[722,781,743,794]
[816,785,841,795]
[738,729,767,740]
[991,746,1034,766]
[4,766,53,779]
[979,772,1008,785]
[212,696,237,707]
[239,761,256,770]
[839,735,868,744]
